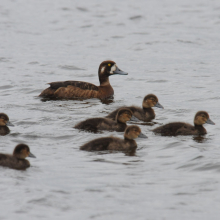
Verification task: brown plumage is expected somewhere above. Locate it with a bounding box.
[39,60,128,100]
[0,144,36,170]
[106,94,164,122]
[153,111,215,136]
[74,108,133,132]
[0,113,14,136]
[80,125,147,151]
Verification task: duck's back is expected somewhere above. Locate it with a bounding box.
[106,108,122,120]
[80,137,136,151]
[106,106,135,120]
[129,106,155,121]
[0,154,30,170]
[80,137,114,151]
[75,117,126,132]
[106,106,155,121]
[153,122,206,136]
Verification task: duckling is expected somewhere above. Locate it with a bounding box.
[75,108,138,132]
[39,60,128,100]
[0,144,36,170]
[153,111,215,136]
[0,113,14,136]
[106,94,163,122]
[80,125,147,151]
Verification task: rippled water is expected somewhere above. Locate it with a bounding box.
[1,0,220,219]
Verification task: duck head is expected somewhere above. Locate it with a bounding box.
[142,94,164,109]
[124,125,148,139]
[98,60,128,85]
[0,113,14,126]
[13,144,36,159]
[194,111,215,126]
[116,108,133,123]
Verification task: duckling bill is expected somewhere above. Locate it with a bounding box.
[80,125,147,151]
[75,108,136,132]
[153,111,215,136]
[39,60,128,100]
[0,113,14,136]
[106,94,163,122]
[0,144,36,170]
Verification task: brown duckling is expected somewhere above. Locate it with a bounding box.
[106,94,163,122]
[0,113,14,136]
[75,108,138,132]
[153,111,215,136]
[0,144,36,170]
[80,125,147,151]
[39,60,128,100]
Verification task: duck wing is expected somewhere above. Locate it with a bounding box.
[39,81,99,99]
[49,81,99,91]
[80,137,113,151]
[153,122,186,136]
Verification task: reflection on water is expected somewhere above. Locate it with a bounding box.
[124,148,136,156]
[129,121,162,126]
[192,136,208,143]
[40,96,114,105]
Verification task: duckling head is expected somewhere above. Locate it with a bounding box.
[116,108,133,123]
[13,144,36,159]
[0,113,14,126]
[194,111,215,126]
[98,60,128,84]
[124,125,148,139]
[142,94,164,109]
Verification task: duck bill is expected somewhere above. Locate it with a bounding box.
[206,118,215,125]
[154,102,164,109]
[113,66,128,75]
[28,152,36,158]
[138,132,148,138]
[130,115,141,122]
[6,121,14,127]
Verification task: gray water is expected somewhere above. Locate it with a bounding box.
[1,0,220,219]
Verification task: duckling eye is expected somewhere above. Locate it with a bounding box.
[108,63,111,66]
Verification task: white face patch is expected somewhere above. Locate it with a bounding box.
[110,64,117,74]
[101,66,105,74]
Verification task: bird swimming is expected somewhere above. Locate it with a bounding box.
[0,113,14,136]
[39,60,128,100]
[153,111,215,136]
[80,125,147,151]
[0,144,36,170]
[106,94,163,122]
[75,108,139,132]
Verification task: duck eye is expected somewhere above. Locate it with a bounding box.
[108,63,111,66]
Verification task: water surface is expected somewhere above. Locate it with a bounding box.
[1,0,220,219]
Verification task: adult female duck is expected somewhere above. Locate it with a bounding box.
[153,111,215,136]
[39,60,128,100]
